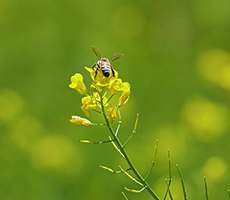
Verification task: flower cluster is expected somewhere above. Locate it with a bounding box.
[69,65,130,125]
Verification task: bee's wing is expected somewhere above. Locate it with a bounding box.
[92,46,101,60]
[109,53,124,62]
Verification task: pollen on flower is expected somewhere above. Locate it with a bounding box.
[69,116,91,126]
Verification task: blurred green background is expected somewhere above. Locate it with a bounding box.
[1,0,230,199]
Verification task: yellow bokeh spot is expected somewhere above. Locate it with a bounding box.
[181,96,229,142]
[154,125,188,161]
[111,5,146,38]
[203,156,227,182]
[9,115,43,150]
[127,125,188,173]
[197,49,230,90]
[30,135,83,176]
[0,88,23,123]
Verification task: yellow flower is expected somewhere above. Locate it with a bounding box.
[85,67,118,87]
[110,78,130,94]
[69,116,91,126]
[118,82,130,107]
[69,73,87,95]
[81,95,97,116]
[110,79,131,106]
[108,104,117,123]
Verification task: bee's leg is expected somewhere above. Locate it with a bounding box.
[111,66,115,77]
[94,67,99,79]
[92,63,97,69]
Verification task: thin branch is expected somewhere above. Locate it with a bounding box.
[122,192,129,200]
[176,164,187,200]
[165,179,174,200]
[163,149,172,200]
[125,186,147,193]
[105,94,114,105]
[109,136,125,158]
[227,189,230,199]
[119,165,143,186]
[204,176,209,200]
[79,139,114,144]
[123,113,139,147]
[144,139,158,180]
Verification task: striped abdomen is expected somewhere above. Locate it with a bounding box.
[98,59,111,77]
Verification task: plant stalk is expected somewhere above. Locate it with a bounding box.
[101,96,161,200]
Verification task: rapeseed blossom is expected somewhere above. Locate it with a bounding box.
[69,53,130,124]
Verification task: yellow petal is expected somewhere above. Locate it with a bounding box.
[69,116,91,126]
[69,73,87,95]
[118,90,130,107]
[81,106,89,117]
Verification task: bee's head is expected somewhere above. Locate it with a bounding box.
[100,58,110,62]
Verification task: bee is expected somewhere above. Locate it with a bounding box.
[92,46,124,78]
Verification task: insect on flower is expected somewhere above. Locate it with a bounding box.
[92,46,124,79]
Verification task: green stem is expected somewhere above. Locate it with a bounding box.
[204,176,209,200]
[100,95,161,200]
[227,189,230,198]
[176,164,187,200]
